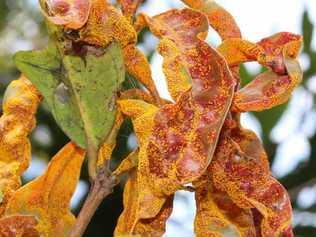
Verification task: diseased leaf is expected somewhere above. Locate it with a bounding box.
[4,142,85,237]
[40,0,91,29]
[114,168,173,237]
[79,0,136,47]
[0,215,39,237]
[117,99,167,221]
[0,76,41,216]
[15,42,125,149]
[194,177,256,237]
[218,33,303,112]
[211,127,292,237]
[141,8,235,195]
[180,0,241,40]
[158,38,192,101]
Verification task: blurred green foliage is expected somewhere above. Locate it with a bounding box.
[0,1,316,236]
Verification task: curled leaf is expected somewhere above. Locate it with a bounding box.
[218,33,303,112]
[113,149,139,177]
[1,76,41,172]
[142,8,235,195]
[0,215,39,237]
[118,99,168,222]
[5,142,85,237]
[0,76,41,216]
[42,0,91,29]
[211,127,292,236]
[114,168,173,236]
[119,89,157,105]
[180,0,241,40]
[97,112,124,167]
[194,177,256,237]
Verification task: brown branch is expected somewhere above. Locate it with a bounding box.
[69,167,117,237]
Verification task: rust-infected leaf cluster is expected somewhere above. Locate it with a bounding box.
[1,0,303,236]
[114,1,302,237]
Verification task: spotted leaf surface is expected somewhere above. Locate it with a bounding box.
[114,168,173,237]
[194,176,256,237]
[4,142,85,237]
[218,33,303,112]
[142,9,235,195]
[211,127,292,236]
[118,99,167,219]
[0,76,41,216]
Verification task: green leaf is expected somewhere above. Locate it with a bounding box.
[302,10,314,53]
[14,42,125,149]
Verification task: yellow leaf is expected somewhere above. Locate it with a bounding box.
[117,100,171,231]
[4,142,85,237]
[115,168,173,236]
[118,0,143,23]
[97,112,124,167]
[0,75,41,216]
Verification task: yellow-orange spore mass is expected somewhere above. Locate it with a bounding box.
[0,76,41,216]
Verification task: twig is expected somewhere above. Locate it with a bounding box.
[69,167,117,237]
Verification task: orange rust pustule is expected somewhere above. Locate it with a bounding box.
[79,0,136,47]
[211,126,293,237]
[143,9,235,195]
